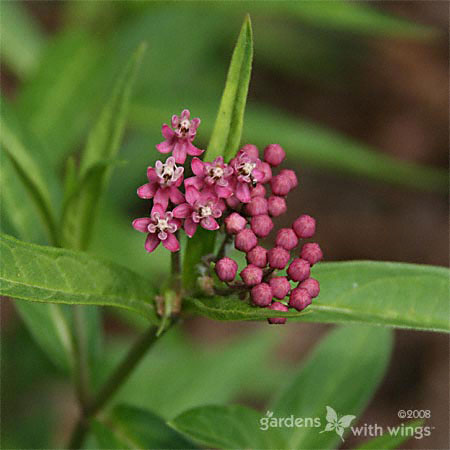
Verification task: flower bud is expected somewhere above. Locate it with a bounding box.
[292,215,316,239]
[251,283,273,307]
[251,184,266,198]
[268,246,290,269]
[240,144,259,160]
[225,212,247,234]
[251,215,274,238]
[271,174,291,196]
[289,287,311,311]
[226,195,241,210]
[269,276,291,299]
[246,196,268,216]
[275,228,299,250]
[235,229,258,252]
[267,301,288,324]
[241,264,264,286]
[246,245,268,268]
[298,278,320,298]
[264,144,286,167]
[215,257,238,282]
[287,258,310,282]
[259,162,273,184]
[300,242,323,265]
[268,196,287,217]
[279,169,298,189]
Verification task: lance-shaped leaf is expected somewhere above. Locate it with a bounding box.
[61,44,146,251]
[0,233,158,323]
[270,325,393,449]
[205,14,253,162]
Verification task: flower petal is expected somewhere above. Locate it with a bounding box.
[215,185,233,199]
[145,234,160,253]
[161,124,175,140]
[172,203,192,218]
[169,187,185,204]
[147,167,159,182]
[185,186,200,205]
[186,142,204,157]
[173,141,187,164]
[201,217,219,231]
[137,183,157,199]
[132,218,151,232]
[184,218,198,237]
[151,203,166,216]
[236,182,251,203]
[162,233,180,252]
[156,140,173,154]
[154,188,170,210]
[180,109,190,120]
[191,157,204,176]
[184,176,204,190]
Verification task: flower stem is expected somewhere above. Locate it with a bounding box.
[216,233,232,261]
[73,305,90,411]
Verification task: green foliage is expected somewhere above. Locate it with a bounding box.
[61,44,146,251]
[0,233,158,323]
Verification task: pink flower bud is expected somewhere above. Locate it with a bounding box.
[251,283,273,307]
[226,195,241,210]
[259,162,273,184]
[271,174,291,196]
[289,287,311,311]
[240,144,259,160]
[279,169,298,189]
[251,215,274,238]
[292,214,316,239]
[275,228,299,250]
[246,197,268,216]
[241,264,263,286]
[268,246,290,269]
[298,278,320,298]
[269,276,291,299]
[225,212,247,234]
[268,196,287,217]
[235,229,258,252]
[246,245,268,268]
[300,242,323,265]
[267,301,288,324]
[287,258,310,282]
[251,184,266,198]
[215,257,238,282]
[264,144,286,167]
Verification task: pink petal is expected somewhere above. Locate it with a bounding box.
[185,186,200,205]
[154,188,170,210]
[201,217,219,231]
[191,157,204,176]
[156,140,173,154]
[173,203,192,219]
[137,183,157,199]
[173,141,187,164]
[184,176,204,190]
[190,118,201,129]
[171,115,179,128]
[161,124,175,140]
[236,182,251,203]
[145,234,160,253]
[132,218,151,233]
[180,109,190,120]
[170,187,185,204]
[186,142,204,157]
[151,203,166,216]
[184,218,198,237]
[215,185,233,199]
[252,169,265,183]
[147,167,159,182]
[162,233,180,252]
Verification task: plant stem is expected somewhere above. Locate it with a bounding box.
[73,305,90,411]
[215,233,232,261]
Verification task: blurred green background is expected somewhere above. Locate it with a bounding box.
[1,1,448,449]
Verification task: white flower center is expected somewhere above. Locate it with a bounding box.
[209,166,224,179]
[178,119,191,136]
[199,205,212,218]
[239,161,256,177]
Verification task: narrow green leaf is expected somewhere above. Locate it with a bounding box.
[0,2,45,78]
[0,233,158,323]
[356,419,424,449]
[270,326,393,449]
[169,405,284,449]
[205,14,253,161]
[0,99,61,245]
[92,405,194,449]
[297,261,450,332]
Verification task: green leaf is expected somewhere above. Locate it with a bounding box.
[297,261,450,332]
[205,14,253,161]
[270,325,393,449]
[169,405,284,449]
[61,44,146,251]
[0,233,158,323]
[0,2,45,78]
[92,405,194,449]
[356,419,424,449]
[0,99,61,245]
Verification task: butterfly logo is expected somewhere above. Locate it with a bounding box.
[320,406,356,442]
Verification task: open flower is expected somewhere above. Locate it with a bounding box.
[132,204,181,253]
[173,188,224,237]
[137,156,185,210]
[185,157,234,198]
[230,150,265,203]
[156,109,204,164]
